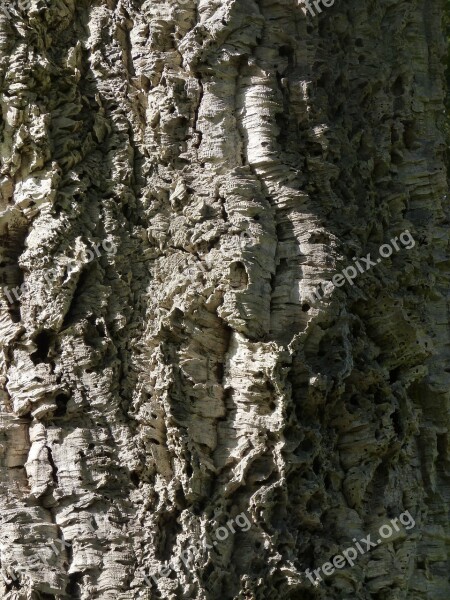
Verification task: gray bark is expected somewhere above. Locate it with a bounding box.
[0,0,448,599]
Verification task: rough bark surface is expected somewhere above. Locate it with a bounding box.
[0,0,448,599]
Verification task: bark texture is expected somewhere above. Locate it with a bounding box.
[0,0,449,599]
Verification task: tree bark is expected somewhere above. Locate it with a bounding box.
[0,0,448,599]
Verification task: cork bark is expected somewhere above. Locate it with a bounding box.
[0,0,448,599]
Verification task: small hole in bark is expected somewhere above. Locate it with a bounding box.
[300,438,314,452]
[312,456,321,474]
[31,330,54,364]
[10,307,21,323]
[291,591,316,600]
[192,500,206,515]
[216,362,224,382]
[306,493,322,512]
[391,151,403,165]
[130,471,140,487]
[4,574,19,591]
[66,572,83,597]
[156,511,182,561]
[229,261,248,289]
[403,123,417,149]
[55,394,70,417]
[391,76,404,96]
[389,367,400,383]
[202,563,215,581]
[392,410,403,436]
[279,45,293,58]
[302,303,310,312]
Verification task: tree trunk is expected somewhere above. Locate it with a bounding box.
[0,0,448,599]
